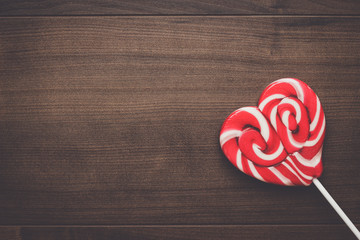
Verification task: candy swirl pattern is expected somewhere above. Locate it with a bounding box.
[220,78,325,186]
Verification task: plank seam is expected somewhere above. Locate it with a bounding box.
[0,224,359,227]
[0,14,360,18]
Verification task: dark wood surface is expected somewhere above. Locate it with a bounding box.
[1,225,360,240]
[1,0,360,15]
[0,2,359,240]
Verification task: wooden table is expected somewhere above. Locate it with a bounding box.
[1,1,359,239]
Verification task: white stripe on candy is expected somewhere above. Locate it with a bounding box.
[219,129,242,147]
[287,129,304,149]
[310,96,321,132]
[236,150,243,172]
[269,167,294,186]
[276,78,305,102]
[286,157,313,181]
[279,97,301,123]
[242,107,270,142]
[248,160,266,182]
[304,117,325,147]
[281,110,291,129]
[282,162,309,186]
[258,94,285,111]
[252,142,284,161]
[270,105,278,131]
[293,148,322,168]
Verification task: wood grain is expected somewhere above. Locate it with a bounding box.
[1,225,360,240]
[1,0,360,16]
[1,17,359,229]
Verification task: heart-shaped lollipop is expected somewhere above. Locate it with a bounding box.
[219,78,360,239]
[220,78,325,186]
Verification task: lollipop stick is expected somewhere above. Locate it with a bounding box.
[313,178,360,239]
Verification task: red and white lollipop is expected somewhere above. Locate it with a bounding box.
[220,78,360,238]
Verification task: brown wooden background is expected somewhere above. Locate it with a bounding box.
[0,1,360,239]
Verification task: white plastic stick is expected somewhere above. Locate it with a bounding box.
[313,178,360,239]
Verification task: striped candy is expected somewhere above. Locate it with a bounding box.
[220,78,325,186]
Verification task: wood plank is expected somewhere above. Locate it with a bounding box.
[1,225,360,240]
[1,1,360,16]
[0,16,359,225]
